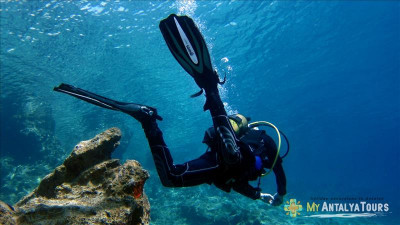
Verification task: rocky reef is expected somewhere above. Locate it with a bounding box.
[0,127,150,225]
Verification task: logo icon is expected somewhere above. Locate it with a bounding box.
[284,199,303,217]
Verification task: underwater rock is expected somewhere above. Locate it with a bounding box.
[11,127,150,225]
[0,200,17,225]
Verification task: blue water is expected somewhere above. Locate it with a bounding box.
[1,1,399,224]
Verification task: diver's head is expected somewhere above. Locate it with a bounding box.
[228,114,249,137]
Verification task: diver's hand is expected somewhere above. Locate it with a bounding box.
[271,193,284,206]
[260,193,274,204]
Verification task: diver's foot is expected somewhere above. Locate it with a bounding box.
[121,104,162,124]
[199,70,225,93]
[203,89,225,114]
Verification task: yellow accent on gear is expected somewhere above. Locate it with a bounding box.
[229,114,248,137]
[230,120,240,134]
[249,121,282,177]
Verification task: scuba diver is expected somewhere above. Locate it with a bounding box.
[54,14,287,206]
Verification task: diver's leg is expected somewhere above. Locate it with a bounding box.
[142,120,219,187]
[203,85,241,165]
[159,14,240,165]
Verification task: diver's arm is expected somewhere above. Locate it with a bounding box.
[257,161,286,206]
[232,181,261,200]
[273,161,287,196]
[261,133,287,196]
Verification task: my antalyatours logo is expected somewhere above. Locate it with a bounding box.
[283,197,390,218]
[284,199,303,217]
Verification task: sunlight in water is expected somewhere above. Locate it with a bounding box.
[177,0,197,16]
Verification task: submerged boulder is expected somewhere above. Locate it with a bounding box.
[3,127,150,225]
[0,201,17,225]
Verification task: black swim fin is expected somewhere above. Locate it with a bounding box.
[159,14,225,95]
[53,83,162,122]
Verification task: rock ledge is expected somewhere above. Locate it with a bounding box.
[0,128,150,225]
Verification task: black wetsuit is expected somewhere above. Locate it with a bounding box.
[142,89,287,200]
[54,83,287,200]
